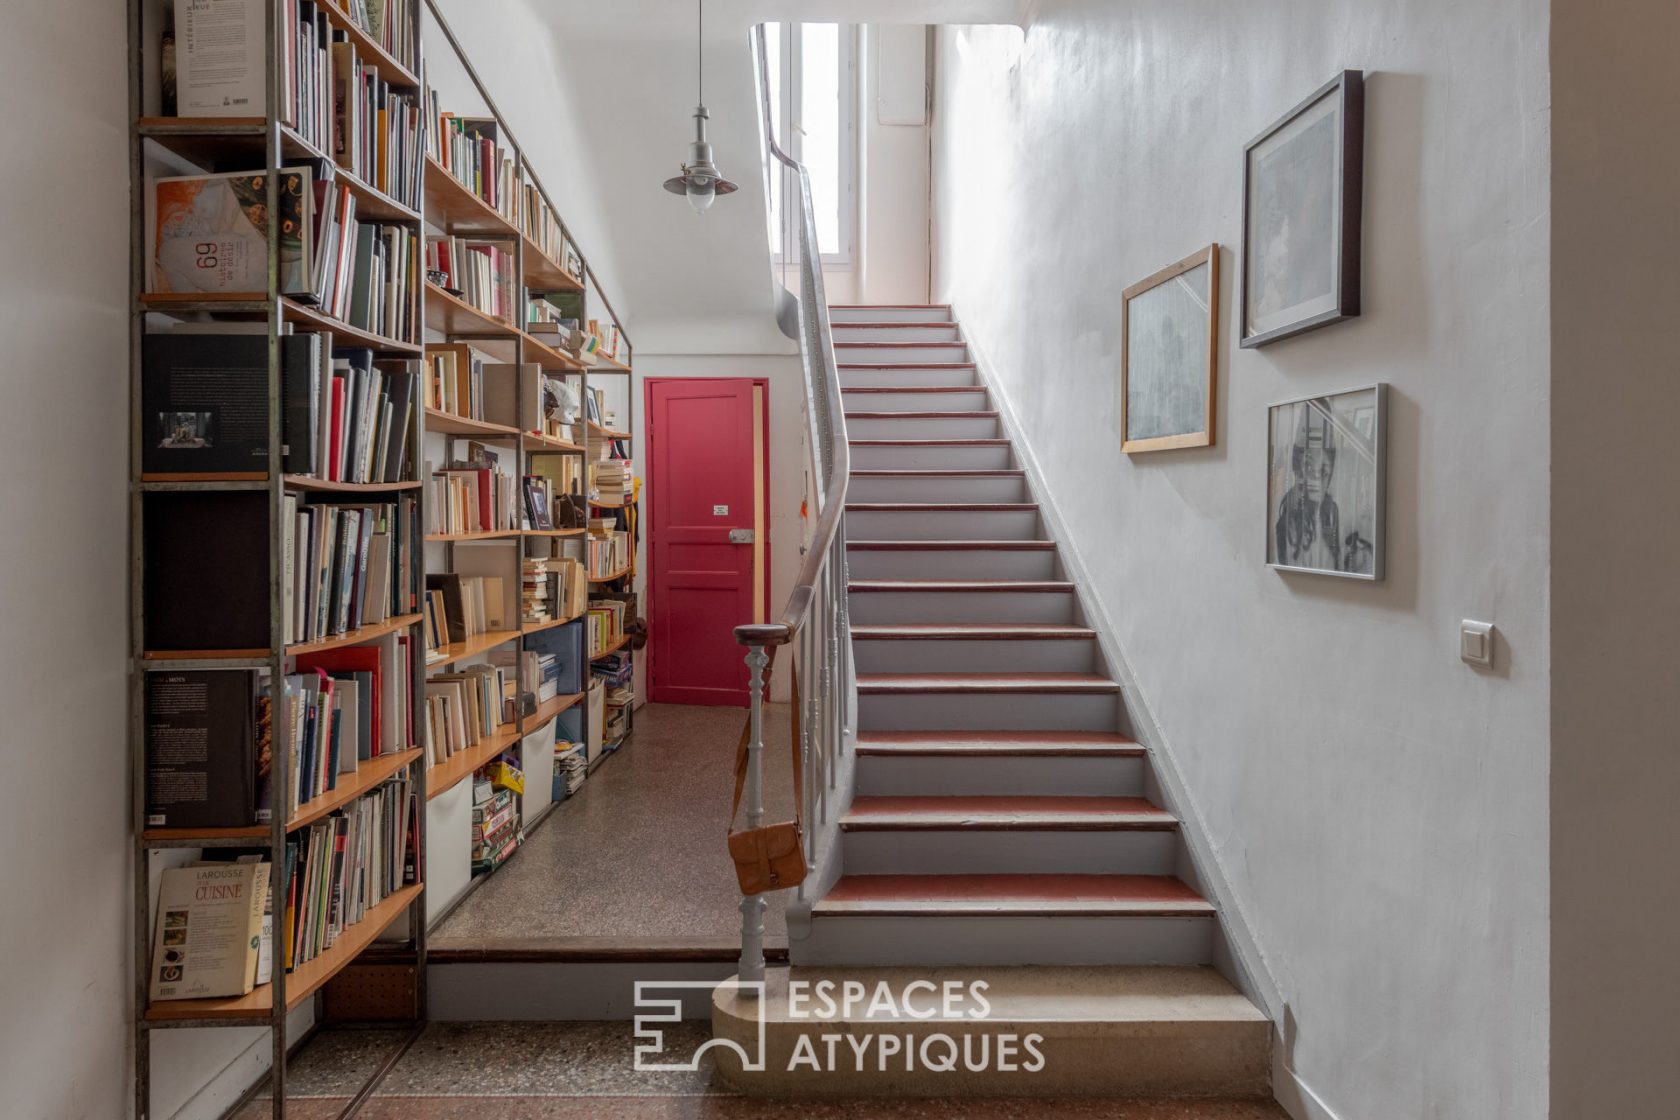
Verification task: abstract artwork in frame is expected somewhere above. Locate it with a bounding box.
[1241,70,1364,348]
[1266,383,1386,580]
[1120,244,1218,454]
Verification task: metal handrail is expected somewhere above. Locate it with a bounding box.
[730,22,854,986]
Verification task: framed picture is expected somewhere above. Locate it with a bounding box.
[1120,244,1219,454]
[1241,70,1364,348]
[1266,383,1386,580]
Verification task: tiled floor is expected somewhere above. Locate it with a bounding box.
[236,1024,1289,1119]
[430,702,793,948]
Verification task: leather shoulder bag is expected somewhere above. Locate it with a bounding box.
[727,655,807,895]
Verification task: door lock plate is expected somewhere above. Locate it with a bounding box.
[728,529,755,544]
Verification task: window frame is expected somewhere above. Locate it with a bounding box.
[767,21,858,269]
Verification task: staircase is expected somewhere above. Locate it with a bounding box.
[712,303,1270,1099]
[813,302,1219,967]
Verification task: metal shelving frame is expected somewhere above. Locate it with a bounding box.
[128,3,635,1116]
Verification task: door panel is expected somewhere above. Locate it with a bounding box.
[647,379,760,706]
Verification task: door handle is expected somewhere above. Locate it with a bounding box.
[728,529,755,544]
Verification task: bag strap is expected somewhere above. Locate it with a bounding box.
[729,647,804,834]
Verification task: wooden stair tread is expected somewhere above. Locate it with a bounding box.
[858,672,1119,694]
[848,438,1010,446]
[845,502,1035,512]
[848,539,1055,551]
[842,795,1175,831]
[845,410,999,419]
[842,386,983,394]
[816,874,1211,917]
[838,362,978,370]
[856,730,1142,756]
[849,469,1024,476]
[851,624,1095,640]
[835,341,967,348]
[849,579,1073,592]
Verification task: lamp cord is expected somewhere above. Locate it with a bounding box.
[697,0,704,105]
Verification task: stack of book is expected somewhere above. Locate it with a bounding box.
[148,168,417,344]
[521,187,571,270]
[329,38,424,209]
[526,292,576,333]
[522,557,555,624]
[282,2,334,153]
[424,343,497,421]
[586,528,631,578]
[283,496,421,646]
[426,236,516,321]
[336,0,417,69]
[423,662,514,765]
[285,636,412,811]
[423,571,509,655]
[425,97,518,226]
[586,599,627,656]
[591,460,629,506]
[283,778,417,971]
[553,742,587,801]
[427,461,518,535]
[470,785,519,874]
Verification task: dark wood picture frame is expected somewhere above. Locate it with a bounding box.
[1240,70,1364,348]
[1120,244,1219,454]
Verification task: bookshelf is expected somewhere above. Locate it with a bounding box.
[129,1,635,1117]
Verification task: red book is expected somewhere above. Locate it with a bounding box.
[296,646,382,761]
[328,376,345,482]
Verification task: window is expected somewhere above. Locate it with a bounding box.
[765,22,857,266]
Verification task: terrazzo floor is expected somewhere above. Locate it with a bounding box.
[430,702,792,948]
[235,1023,1290,1120]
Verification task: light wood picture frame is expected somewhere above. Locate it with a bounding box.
[1120,244,1219,454]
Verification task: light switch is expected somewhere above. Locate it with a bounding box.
[1460,620,1495,668]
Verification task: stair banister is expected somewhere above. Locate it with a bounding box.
[731,22,853,987]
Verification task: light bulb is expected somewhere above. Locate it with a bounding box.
[686,178,716,214]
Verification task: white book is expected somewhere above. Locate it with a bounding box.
[175,0,265,118]
[149,863,265,1002]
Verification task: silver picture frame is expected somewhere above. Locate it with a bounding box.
[1266,382,1387,580]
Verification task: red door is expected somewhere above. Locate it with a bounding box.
[646,378,765,706]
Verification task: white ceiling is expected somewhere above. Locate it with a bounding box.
[432,0,1025,355]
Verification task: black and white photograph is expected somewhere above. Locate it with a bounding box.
[1241,70,1364,347]
[1267,383,1386,579]
[156,411,213,450]
[1120,244,1218,453]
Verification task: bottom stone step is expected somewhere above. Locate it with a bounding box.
[710,965,1269,1097]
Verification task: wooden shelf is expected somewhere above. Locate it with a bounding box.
[285,613,422,658]
[521,612,579,635]
[522,528,586,539]
[425,720,525,801]
[141,293,421,354]
[425,282,517,338]
[284,298,421,353]
[143,647,272,663]
[427,629,521,669]
[145,747,425,844]
[589,497,627,509]
[524,430,586,454]
[143,884,422,1022]
[284,475,421,494]
[521,330,587,371]
[522,235,584,291]
[588,565,632,583]
[289,747,425,831]
[590,633,629,660]
[425,529,522,543]
[522,691,584,734]
[588,421,633,440]
[593,350,632,372]
[317,1,420,88]
[423,158,519,237]
[134,119,421,221]
[424,408,519,439]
